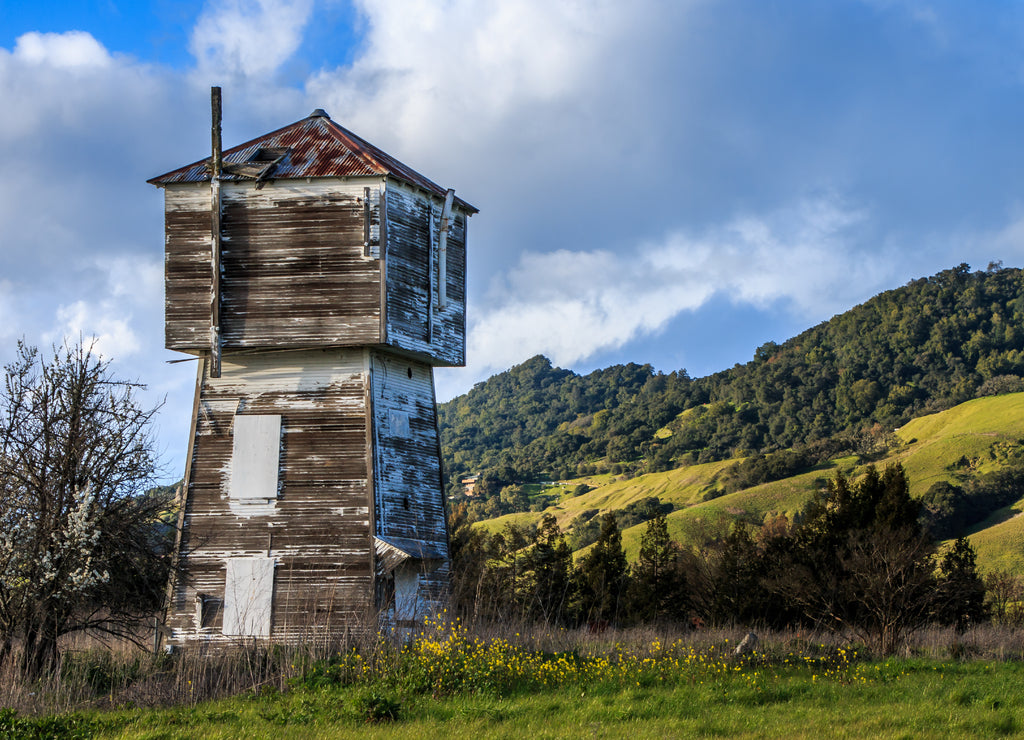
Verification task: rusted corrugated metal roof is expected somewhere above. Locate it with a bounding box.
[148,110,477,213]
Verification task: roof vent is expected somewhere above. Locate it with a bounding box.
[251,147,287,162]
[219,146,290,188]
[309,108,330,119]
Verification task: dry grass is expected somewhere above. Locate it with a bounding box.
[4,618,1024,718]
[0,627,386,716]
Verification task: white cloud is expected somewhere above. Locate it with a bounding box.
[0,31,158,141]
[0,30,186,372]
[100,255,163,304]
[191,0,315,78]
[48,300,140,360]
[305,0,687,172]
[40,255,163,361]
[13,31,112,69]
[467,197,875,375]
[0,1,1020,457]
[985,213,1024,264]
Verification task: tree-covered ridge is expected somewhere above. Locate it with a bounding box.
[439,356,656,484]
[441,264,1024,491]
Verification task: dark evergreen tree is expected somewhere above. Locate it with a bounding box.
[475,524,532,621]
[524,514,573,624]
[573,513,628,625]
[934,537,988,631]
[628,514,688,623]
[872,464,922,531]
[704,522,766,626]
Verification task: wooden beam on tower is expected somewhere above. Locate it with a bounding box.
[210,86,223,379]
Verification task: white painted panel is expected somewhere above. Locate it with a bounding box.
[394,563,419,622]
[214,348,366,398]
[220,177,381,203]
[230,415,281,501]
[222,557,275,637]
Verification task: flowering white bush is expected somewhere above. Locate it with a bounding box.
[0,341,168,676]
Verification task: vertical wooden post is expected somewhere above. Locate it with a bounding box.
[158,355,207,651]
[427,209,434,342]
[362,186,371,258]
[378,182,389,344]
[437,189,454,310]
[210,86,223,378]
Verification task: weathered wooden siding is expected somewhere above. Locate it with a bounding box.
[164,185,214,350]
[164,179,385,353]
[220,181,382,347]
[384,181,467,366]
[165,178,468,368]
[370,352,450,617]
[167,349,375,644]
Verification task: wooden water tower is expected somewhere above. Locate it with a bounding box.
[149,90,475,645]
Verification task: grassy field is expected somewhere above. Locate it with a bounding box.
[8,625,1024,739]
[85,664,1024,739]
[475,393,1024,572]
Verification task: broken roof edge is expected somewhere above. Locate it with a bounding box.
[147,110,478,214]
[373,535,447,576]
[374,534,447,562]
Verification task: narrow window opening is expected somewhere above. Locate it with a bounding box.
[375,571,396,615]
[195,594,222,630]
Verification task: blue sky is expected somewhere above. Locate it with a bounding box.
[2,1,1023,482]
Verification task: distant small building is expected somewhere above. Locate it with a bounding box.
[461,474,481,497]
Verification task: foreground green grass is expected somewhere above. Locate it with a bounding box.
[41,659,1023,739]
[8,622,1024,739]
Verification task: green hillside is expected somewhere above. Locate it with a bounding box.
[893,392,1024,486]
[476,458,734,535]
[474,392,1024,573]
[967,505,1024,572]
[442,265,1024,503]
